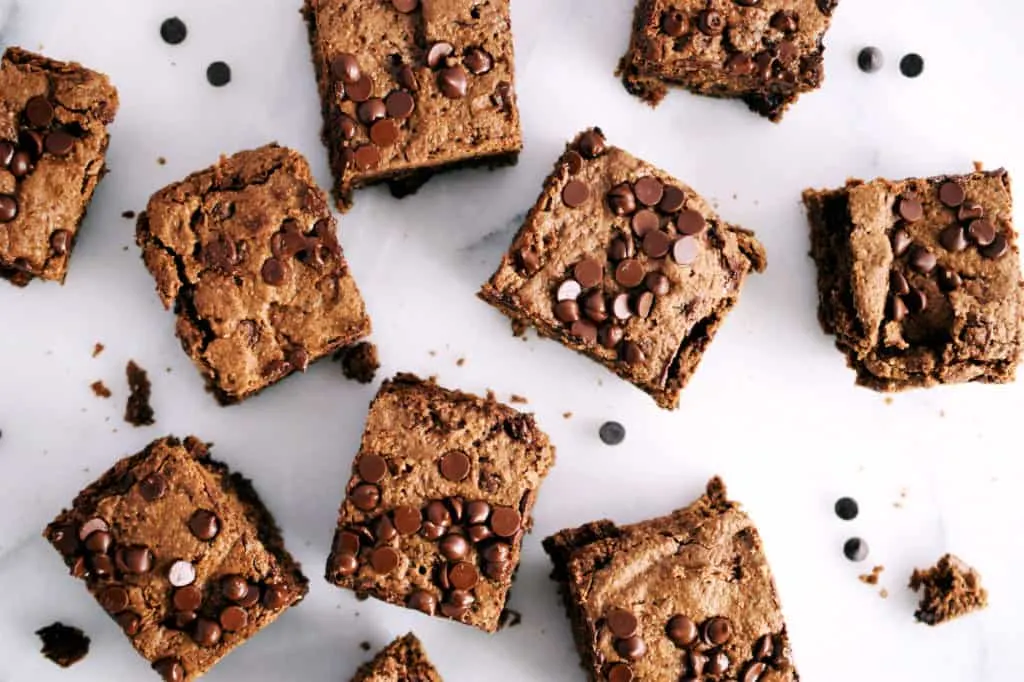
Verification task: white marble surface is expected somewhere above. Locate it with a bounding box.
[1,0,1022,680]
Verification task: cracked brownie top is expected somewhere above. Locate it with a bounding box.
[136,144,371,404]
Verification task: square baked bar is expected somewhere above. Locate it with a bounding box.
[0,47,118,285]
[44,436,309,682]
[480,128,766,409]
[303,0,521,209]
[349,633,443,681]
[325,373,555,632]
[618,0,839,121]
[136,144,372,404]
[543,477,798,682]
[804,169,1024,391]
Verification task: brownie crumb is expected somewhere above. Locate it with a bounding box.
[509,394,528,404]
[337,342,379,384]
[125,360,155,426]
[90,380,111,398]
[884,397,894,405]
[91,342,105,357]
[121,210,135,219]
[498,608,523,629]
[37,622,90,668]
[910,554,988,625]
[157,156,167,166]
[859,565,885,585]
[359,641,371,651]
[456,357,466,367]
[879,588,889,599]
[511,319,528,337]
[973,160,984,172]
[562,412,573,419]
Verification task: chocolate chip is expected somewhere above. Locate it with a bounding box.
[843,537,869,561]
[754,634,774,661]
[834,497,858,521]
[192,619,222,647]
[615,636,647,660]
[117,546,153,574]
[658,185,686,213]
[261,258,286,285]
[742,661,768,682]
[100,585,130,613]
[938,181,965,208]
[263,584,290,610]
[441,589,475,618]
[160,17,188,45]
[607,183,637,216]
[222,575,249,602]
[967,219,996,246]
[25,95,54,128]
[889,295,908,322]
[562,180,590,207]
[633,291,654,318]
[725,53,755,75]
[490,506,521,537]
[448,562,480,590]
[168,560,196,587]
[438,66,468,98]
[357,98,386,125]
[688,648,708,674]
[896,196,923,222]
[0,195,17,223]
[574,258,604,288]
[391,0,419,12]
[698,9,725,35]
[615,259,645,288]
[331,54,362,83]
[607,662,634,682]
[564,150,584,175]
[557,279,582,301]
[354,144,381,170]
[153,658,185,682]
[85,530,111,554]
[189,510,219,541]
[644,271,670,295]
[899,53,924,78]
[439,450,471,481]
[393,506,422,535]
[116,612,141,636]
[206,61,231,87]
[581,291,608,323]
[427,42,454,69]
[0,141,13,167]
[642,230,672,259]
[909,246,937,274]
[347,74,373,103]
[426,500,452,527]
[672,236,699,265]
[667,614,698,648]
[20,129,43,159]
[395,64,419,92]
[770,10,798,32]
[219,605,248,632]
[631,209,660,237]
[599,421,625,445]
[350,483,381,511]
[44,130,74,156]
[705,649,731,675]
[370,546,400,574]
[958,202,984,222]
[856,46,884,73]
[621,340,645,365]
[703,617,732,645]
[139,472,168,501]
[555,300,581,323]
[578,129,606,158]
[516,247,540,275]
[9,151,30,178]
[980,233,1008,260]
[890,228,911,256]
[609,236,634,261]
[385,90,415,119]
[905,286,927,314]
[173,585,203,612]
[78,518,108,541]
[50,525,80,557]
[90,554,114,577]
[600,324,625,349]
[332,552,358,576]
[937,266,962,291]
[676,209,707,236]
[465,500,491,525]
[662,10,688,36]
[439,534,470,561]
[633,177,664,207]
[607,607,639,638]
[940,225,968,252]
[464,47,493,75]
[467,524,492,543]
[357,454,388,483]
[408,590,437,615]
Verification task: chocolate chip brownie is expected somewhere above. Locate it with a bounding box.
[325,373,556,632]
[44,436,309,682]
[804,169,1024,391]
[350,633,443,682]
[0,47,119,285]
[543,478,798,682]
[909,554,988,626]
[618,0,839,121]
[136,144,372,404]
[303,0,521,209]
[480,128,767,409]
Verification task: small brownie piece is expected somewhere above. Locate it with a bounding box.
[804,169,1024,391]
[480,128,766,409]
[350,633,443,682]
[136,144,372,404]
[36,622,90,668]
[543,477,799,682]
[909,554,988,626]
[302,0,521,209]
[0,47,119,285]
[325,373,555,632]
[618,1,838,121]
[44,436,309,681]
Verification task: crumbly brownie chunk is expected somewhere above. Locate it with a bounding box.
[44,436,309,681]
[909,554,988,626]
[543,478,798,682]
[0,47,119,285]
[36,622,91,668]
[338,341,381,384]
[302,0,521,209]
[804,169,1023,391]
[350,633,443,682]
[618,0,838,121]
[136,144,372,404]
[325,373,555,632]
[480,128,766,409]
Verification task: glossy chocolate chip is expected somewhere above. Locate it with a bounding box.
[385,90,415,119]
[742,662,768,682]
[331,54,362,83]
[958,203,984,222]
[621,341,645,365]
[100,586,130,613]
[938,181,965,208]
[856,46,884,73]
[0,141,13,167]
[489,506,521,537]
[554,300,581,323]
[371,547,400,574]
[357,98,386,125]
[440,450,472,481]
[353,144,381,170]
[562,180,590,207]
[25,95,54,128]
[908,246,937,274]
[611,293,632,321]
[633,177,664,207]
[85,529,112,554]
[116,612,141,636]
[607,662,634,682]
[667,614,698,647]
[438,66,468,98]
[631,209,660,237]
[0,195,17,223]
[896,195,923,222]
[393,506,422,535]
[222,575,249,602]
[577,129,606,158]
[606,607,639,638]
[703,617,733,645]
[153,658,185,682]
[408,590,437,615]
[705,649,731,675]
[615,636,647,660]
[448,562,480,590]
[642,230,672,259]
[465,500,491,525]
[45,130,74,156]
[905,286,928,314]
[173,585,203,612]
[633,291,654,318]
[574,258,603,288]
[117,546,153,574]
[891,228,911,256]
[464,47,493,75]
[658,185,686,213]
[189,509,219,541]
[357,454,388,483]
[581,291,608,324]
[644,271,670,295]
[219,606,248,632]
[968,219,996,246]
[193,619,222,647]
[263,584,290,610]
[346,74,373,103]
[8,152,29,178]
[698,9,725,35]
[980,233,1008,259]
[615,259,645,288]
[844,537,869,561]
[939,225,968,252]
[139,472,168,501]
[439,534,470,561]
[607,183,637,216]
[350,483,381,511]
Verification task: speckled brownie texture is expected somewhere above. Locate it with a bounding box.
[44,436,309,682]
[543,478,798,682]
[350,633,443,682]
[303,0,521,210]
[804,169,1024,391]
[909,554,988,626]
[480,128,766,409]
[136,144,372,404]
[618,0,838,121]
[325,373,556,633]
[0,47,118,285]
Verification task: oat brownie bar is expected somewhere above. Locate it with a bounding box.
[543,477,798,682]
[0,47,118,285]
[44,436,309,681]
[618,0,839,121]
[480,128,766,409]
[349,633,443,681]
[326,373,555,632]
[303,0,521,209]
[136,144,372,404]
[804,169,1024,391]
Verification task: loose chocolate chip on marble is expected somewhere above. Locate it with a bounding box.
[574,258,604,288]
[905,286,927,314]
[607,662,634,682]
[45,130,74,157]
[937,266,962,291]
[168,561,196,587]
[642,230,672,259]
[188,509,219,541]
[173,585,203,612]
[116,612,141,636]
[889,295,908,322]
[193,619,222,647]
[582,291,608,323]
[370,547,400,574]
[0,195,17,223]
[967,219,996,246]
[631,209,660,237]
[557,279,583,301]
[856,47,884,73]
[357,98,387,125]
[958,202,984,222]
[843,537,869,562]
[464,47,493,75]
[206,61,231,87]
[615,636,647,660]
[742,661,768,682]
[153,658,185,682]
[9,151,30,178]
[25,96,54,128]
[350,483,381,511]
[100,585,130,613]
[703,617,732,645]
[385,90,415,119]
[0,141,13,167]
[611,293,632,321]
[667,614,698,648]
[439,66,469,98]
[899,53,924,78]
[555,300,581,323]
[890,228,911,256]
[676,209,707,236]
[263,584,290,610]
[599,421,626,445]
[615,259,645,288]
[608,183,638,216]
[440,450,472,481]
[139,472,168,501]
[633,291,654,318]
[644,271,670,295]
[621,341,645,365]
[222,575,249,602]
[408,590,437,615]
[331,54,362,83]
[606,607,639,638]
[78,518,109,541]
[261,258,286,285]
[219,606,248,632]
[118,546,153,574]
[661,10,688,37]
[393,506,422,535]
[562,180,590,207]
[490,507,521,537]
[834,497,859,520]
[705,649,731,675]
[357,454,388,483]
[697,10,725,35]
[980,233,1008,260]
[633,177,664,207]
[908,246,937,274]
[392,0,419,12]
[939,225,968,252]
[658,185,686,213]
[160,17,188,45]
[896,196,923,222]
[672,236,700,265]
[938,181,965,208]
[578,129,606,158]
[448,562,480,590]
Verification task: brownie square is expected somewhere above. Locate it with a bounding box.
[0,47,118,285]
[804,169,1024,391]
[136,144,372,404]
[325,373,556,632]
[909,554,988,626]
[44,436,309,682]
[303,0,521,209]
[618,0,839,121]
[479,128,766,409]
[543,478,798,682]
[350,633,443,681]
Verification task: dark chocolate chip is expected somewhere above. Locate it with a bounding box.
[173,585,203,612]
[25,95,54,128]
[448,562,480,590]
[408,590,437,615]
[770,10,798,32]
[631,209,660,237]
[160,17,187,45]
[754,634,774,661]
[980,233,1008,260]
[661,10,688,37]
[438,66,468,98]
[909,246,937,274]
[44,130,74,157]
[615,259,645,288]
[440,534,470,561]
[642,230,672,259]
[658,185,686,213]
[889,295,908,322]
[939,225,968,252]
[396,64,419,91]
[261,258,286,285]
[465,500,491,524]
[116,612,141,636]
[697,9,725,35]
[350,483,381,511]
[633,177,664,207]
[607,663,634,682]
[331,54,362,83]
[843,537,869,562]
[958,202,984,222]
[574,258,603,288]
[357,454,388,483]
[644,271,670,295]
[564,150,584,175]
[222,575,249,602]
[192,619,222,647]
[357,98,386,125]
[703,617,732,645]
[834,497,858,521]
[391,0,419,13]
[856,46,884,73]
[938,181,965,208]
[100,585,130,613]
[967,219,996,246]
[891,228,911,256]
[599,421,625,445]
[599,324,624,349]
[153,658,185,682]
[219,606,248,632]
[607,183,637,216]
[608,236,634,261]
[725,53,755,75]
[370,547,400,574]
[139,472,168,501]
[562,180,590,207]
[621,340,645,365]
[117,546,153,574]
[633,291,654,318]
[464,47,493,75]
[742,661,768,682]
[385,90,415,119]
[0,141,13,167]
[393,506,422,535]
[439,450,472,481]
[899,53,924,78]
[577,129,606,158]
[554,300,581,323]
[667,614,698,648]
[0,195,18,223]
[490,506,521,537]
[346,74,373,103]
[427,42,454,69]
[606,607,639,638]
[615,635,647,660]
[332,552,358,576]
[581,290,608,323]
[375,515,398,543]
[936,266,962,291]
[206,61,231,87]
[467,524,492,543]
[905,286,928,314]
[263,584,290,610]
[896,196,923,222]
[705,649,731,675]
[676,209,707,236]
[189,510,219,541]
[353,144,381,170]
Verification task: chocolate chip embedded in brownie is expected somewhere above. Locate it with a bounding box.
[36,622,91,668]
[0,47,119,286]
[804,169,1024,391]
[136,144,372,404]
[543,477,799,682]
[617,0,838,121]
[302,0,521,210]
[325,373,555,633]
[480,128,767,410]
[909,554,988,626]
[349,633,443,682]
[44,436,309,682]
